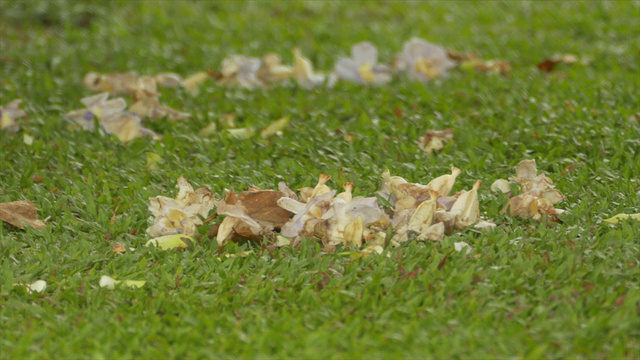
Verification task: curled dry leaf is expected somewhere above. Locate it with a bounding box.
[493,160,565,222]
[216,188,295,246]
[0,200,46,230]
[418,128,454,154]
[147,176,216,237]
[1,99,26,132]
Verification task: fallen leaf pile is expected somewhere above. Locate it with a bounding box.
[148,168,498,254]
[491,159,566,222]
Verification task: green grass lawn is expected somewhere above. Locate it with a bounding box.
[1,1,639,358]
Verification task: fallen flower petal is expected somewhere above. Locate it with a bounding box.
[99,275,146,289]
[454,241,472,255]
[334,42,391,85]
[393,37,456,81]
[14,280,47,294]
[0,99,26,132]
[293,48,325,88]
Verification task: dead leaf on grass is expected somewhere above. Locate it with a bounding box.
[0,200,46,230]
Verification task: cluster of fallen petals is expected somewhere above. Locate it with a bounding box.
[64,93,161,142]
[146,176,216,237]
[147,168,498,253]
[64,73,193,142]
[491,160,566,222]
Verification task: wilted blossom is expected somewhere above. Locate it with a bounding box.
[64,93,160,142]
[393,37,456,81]
[257,53,294,84]
[147,176,216,237]
[379,168,494,243]
[333,42,391,85]
[292,48,325,88]
[128,76,190,121]
[218,55,264,89]
[492,159,566,222]
[0,99,26,132]
[278,175,387,250]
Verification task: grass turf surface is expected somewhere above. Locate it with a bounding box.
[1,1,639,358]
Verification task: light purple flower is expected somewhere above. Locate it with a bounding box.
[394,37,456,81]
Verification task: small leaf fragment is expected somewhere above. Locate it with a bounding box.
[14,280,47,294]
[145,234,195,250]
[260,116,290,138]
[99,275,146,289]
[604,213,640,224]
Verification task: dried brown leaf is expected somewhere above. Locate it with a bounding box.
[0,200,46,230]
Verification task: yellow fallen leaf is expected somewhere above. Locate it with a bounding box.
[145,234,195,250]
[99,275,146,289]
[181,72,210,95]
[228,127,255,139]
[260,116,290,138]
[198,122,217,137]
[23,134,34,145]
[146,152,163,171]
[604,213,640,224]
